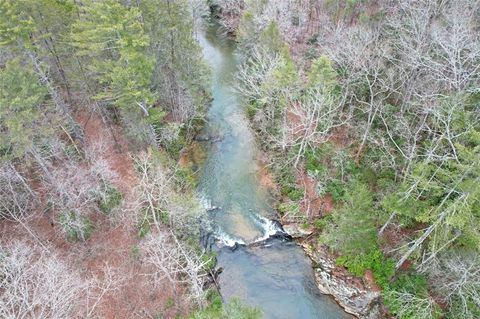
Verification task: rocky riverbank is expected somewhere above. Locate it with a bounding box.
[257,165,384,318]
[281,223,383,319]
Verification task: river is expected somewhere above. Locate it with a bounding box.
[197,25,352,319]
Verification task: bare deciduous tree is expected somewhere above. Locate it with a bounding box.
[423,253,480,319]
[133,151,204,235]
[42,139,119,241]
[384,289,438,319]
[133,151,173,230]
[289,87,346,167]
[86,263,125,318]
[0,162,47,249]
[142,231,211,308]
[236,47,282,107]
[0,163,37,221]
[0,242,85,319]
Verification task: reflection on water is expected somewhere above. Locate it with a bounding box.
[197,25,351,319]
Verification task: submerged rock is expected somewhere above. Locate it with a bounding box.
[271,231,292,241]
[302,243,382,319]
[229,242,246,252]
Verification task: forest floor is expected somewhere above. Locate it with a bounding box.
[0,110,184,319]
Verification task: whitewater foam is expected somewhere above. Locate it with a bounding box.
[199,195,286,246]
[251,214,286,243]
[213,228,246,247]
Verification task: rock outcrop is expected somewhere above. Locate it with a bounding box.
[302,243,383,319]
[283,223,314,238]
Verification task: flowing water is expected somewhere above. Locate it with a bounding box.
[197,26,351,319]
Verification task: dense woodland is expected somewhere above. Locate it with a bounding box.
[214,0,479,318]
[0,0,479,318]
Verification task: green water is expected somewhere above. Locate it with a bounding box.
[197,26,352,319]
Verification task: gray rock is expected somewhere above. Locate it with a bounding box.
[302,243,382,319]
[283,223,314,238]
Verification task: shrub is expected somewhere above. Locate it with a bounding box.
[359,12,370,24]
[64,144,83,160]
[246,100,261,119]
[165,297,175,310]
[59,211,93,242]
[175,167,197,189]
[165,135,186,160]
[356,166,377,188]
[136,206,170,238]
[98,184,123,214]
[131,245,141,259]
[325,179,345,202]
[336,248,395,288]
[286,188,303,201]
[389,272,429,294]
[202,251,217,271]
[383,289,441,319]
[304,46,319,61]
[158,209,170,225]
[190,293,262,319]
[306,33,319,45]
[276,166,303,201]
[313,214,332,231]
[277,202,300,217]
[304,147,327,176]
[321,180,377,255]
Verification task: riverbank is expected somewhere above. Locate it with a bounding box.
[301,240,383,319]
[256,152,382,318]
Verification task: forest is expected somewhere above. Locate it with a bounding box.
[0,0,479,319]
[222,0,480,318]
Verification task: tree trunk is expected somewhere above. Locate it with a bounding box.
[28,51,83,141]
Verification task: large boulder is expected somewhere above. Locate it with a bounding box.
[283,223,314,238]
